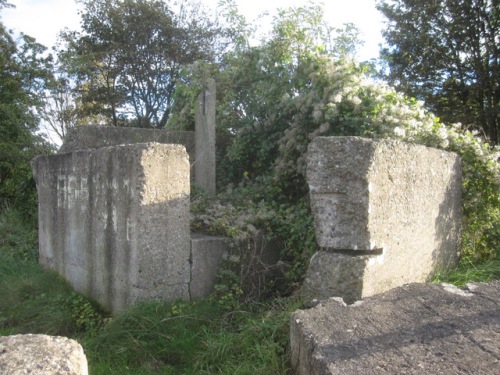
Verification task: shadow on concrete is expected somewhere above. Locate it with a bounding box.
[431,156,462,277]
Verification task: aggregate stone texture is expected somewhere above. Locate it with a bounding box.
[291,282,500,375]
[304,137,462,303]
[0,334,88,375]
[32,142,191,313]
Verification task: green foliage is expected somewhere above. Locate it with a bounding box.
[193,298,294,375]
[84,297,296,374]
[63,292,110,333]
[193,175,318,301]
[213,254,244,311]
[58,0,230,127]
[0,205,296,374]
[0,205,38,262]
[211,50,500,267]
[212,5,362,184]
[85,299,208,370]
[0,0,497,373]
[433,245,500,286]
[0,255,108,338]
[185,2,499,298]
[377,0,500,144]
[0,13,55,217]
[0,207,110,337]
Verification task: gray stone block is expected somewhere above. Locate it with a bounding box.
[0,334,88,375]
[59,126,195,157]
[189,234,283,299]
[304,137,462,302]
[190,234,228,299]
[32,143,190,313]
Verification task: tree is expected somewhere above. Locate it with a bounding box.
[0,3,54,216]
[58,0,229,128]
[39,75,79,142]
[211,3,363,186]
[377,0,500,144]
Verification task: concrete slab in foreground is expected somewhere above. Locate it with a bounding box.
[291,282,500,375]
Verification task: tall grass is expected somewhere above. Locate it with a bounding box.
[0,205,38,262]
[433,250,500,286]
[85,298,294,375]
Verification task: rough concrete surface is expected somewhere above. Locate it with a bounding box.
[0,334,88,375]
[32,143,190,313]
[291,282,500,375]
[304,137,462,303]
[195,78,216,195]
[190,234,227,299]
[189,233,283,299]
[57,126,232,190]
[58,126,195,156]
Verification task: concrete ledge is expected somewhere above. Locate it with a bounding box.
[190,234,227,299]
[291,282,500,375]
[58,126,195,156]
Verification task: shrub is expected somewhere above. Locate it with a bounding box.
[214,56,499,269]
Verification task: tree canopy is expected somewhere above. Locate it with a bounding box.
[57,0,231,127]
[377,0,500,144]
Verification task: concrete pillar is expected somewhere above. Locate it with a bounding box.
[195,78,216,195]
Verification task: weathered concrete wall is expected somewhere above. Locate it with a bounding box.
[58,125,232,194]
[32,143,190,313]
[190,234,227,299]
[0,334,88,375]
[303,137,462,303]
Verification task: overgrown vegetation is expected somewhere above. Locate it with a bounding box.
[377,0,499,144]
[0,0,499,374]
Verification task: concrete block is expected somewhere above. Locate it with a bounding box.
[189,233,283,299]
[190,234,228,299]
[304,137,462,302]
[59,126,195,158]
[32,143,190,313]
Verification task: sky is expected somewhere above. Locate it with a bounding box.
[1,0,386,61]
